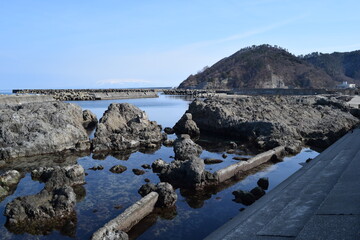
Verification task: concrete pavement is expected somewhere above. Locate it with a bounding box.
[205,128,360,240]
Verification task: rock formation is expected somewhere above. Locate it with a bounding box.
[92,103,163,152]
[173,113,200,137]
[0,101,91,160]
[187,95,359,153]
[173,134,202,160]
[138,182,177,208]
[83,109,98,130]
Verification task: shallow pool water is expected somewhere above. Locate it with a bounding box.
[0,94,319,239]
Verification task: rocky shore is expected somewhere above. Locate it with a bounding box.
[186,95,360,153]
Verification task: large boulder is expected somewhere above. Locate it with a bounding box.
[173,113,200,137]
[0,101,90,160]
[188,96,359,152]
[173,134,202,160]
[92,103,163,152]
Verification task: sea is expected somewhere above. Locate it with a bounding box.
[0,93,319,239]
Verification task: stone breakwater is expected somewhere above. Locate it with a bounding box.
[12,89,159,101]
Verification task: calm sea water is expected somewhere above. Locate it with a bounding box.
[0,94,319,240]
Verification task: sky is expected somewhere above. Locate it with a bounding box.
[1,0,360,90]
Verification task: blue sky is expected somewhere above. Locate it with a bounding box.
[1,0,360,89]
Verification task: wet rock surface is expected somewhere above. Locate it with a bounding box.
[188,96,360,152]
[4,165,85,234]
[173,113,200,137]
[138,182,177,208]
[0,170,22,200]
[92,229,129,240]
[0,101,90,160]
[173,134,202,161]
[92,103,163,152]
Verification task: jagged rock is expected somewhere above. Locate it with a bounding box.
[152,159,167,173]
[0,170,22,200]
[173,113,200,137]
[232,190,256,205]
[250,186,266,200]
[204,158,223,164]
[138,182,177,208]
[154,157,214,188]
[31,165,85,190]
[173,134,202,160]
[92,103,163,152]
[164,127,175,134]
[188,96,359,152]
[257,177,269,190]
[89,165,104,171]
[132,169,145,175]
[83,109,98,129]
[109,165,127,174]
[141,164,151,169]
[4,186,76,230]
[0,101,90,160]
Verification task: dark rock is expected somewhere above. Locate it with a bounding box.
[232,156,249,161]
[164,127,175,134]
[144,178,150,183]
[226,149,235,154]
[222,153,228,159]
[132,169,145,175]
[138,183,156,197]
[204,158,223,164]
[141,164,151,169]
[229,141,237,148]
[250,186,266,200]
[109,165,127,174]
[173,113,200,137]
[92,103,163,152]
[89,165,104,171]
[173,134,202,160]
[152,159,167,173]
[82,109,98,129]
[257,177,269,190]
[232,190,256,205]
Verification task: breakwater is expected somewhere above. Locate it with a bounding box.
[12,89,159,101]
[163,88,358,96]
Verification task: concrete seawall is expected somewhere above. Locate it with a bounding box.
[91,192,159,239]
[0,95,55,106]
[215,146,285,183]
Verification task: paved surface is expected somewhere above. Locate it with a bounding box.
[205,128,360,240]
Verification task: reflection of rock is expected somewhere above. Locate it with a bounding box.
[173,113,200,137]
[173,134,202,161]
[92,103,163,152]
[250,186,266,200]
[0,170,22,200]
[138,182,177,208]
[163,139,174,147]
[83,109,98,130]
[204,158,223,164]
[0,101,90,160]
[232,190,256,206]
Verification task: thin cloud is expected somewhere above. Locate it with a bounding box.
[96,79,151,85]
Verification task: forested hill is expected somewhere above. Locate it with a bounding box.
[178,45,359,89]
